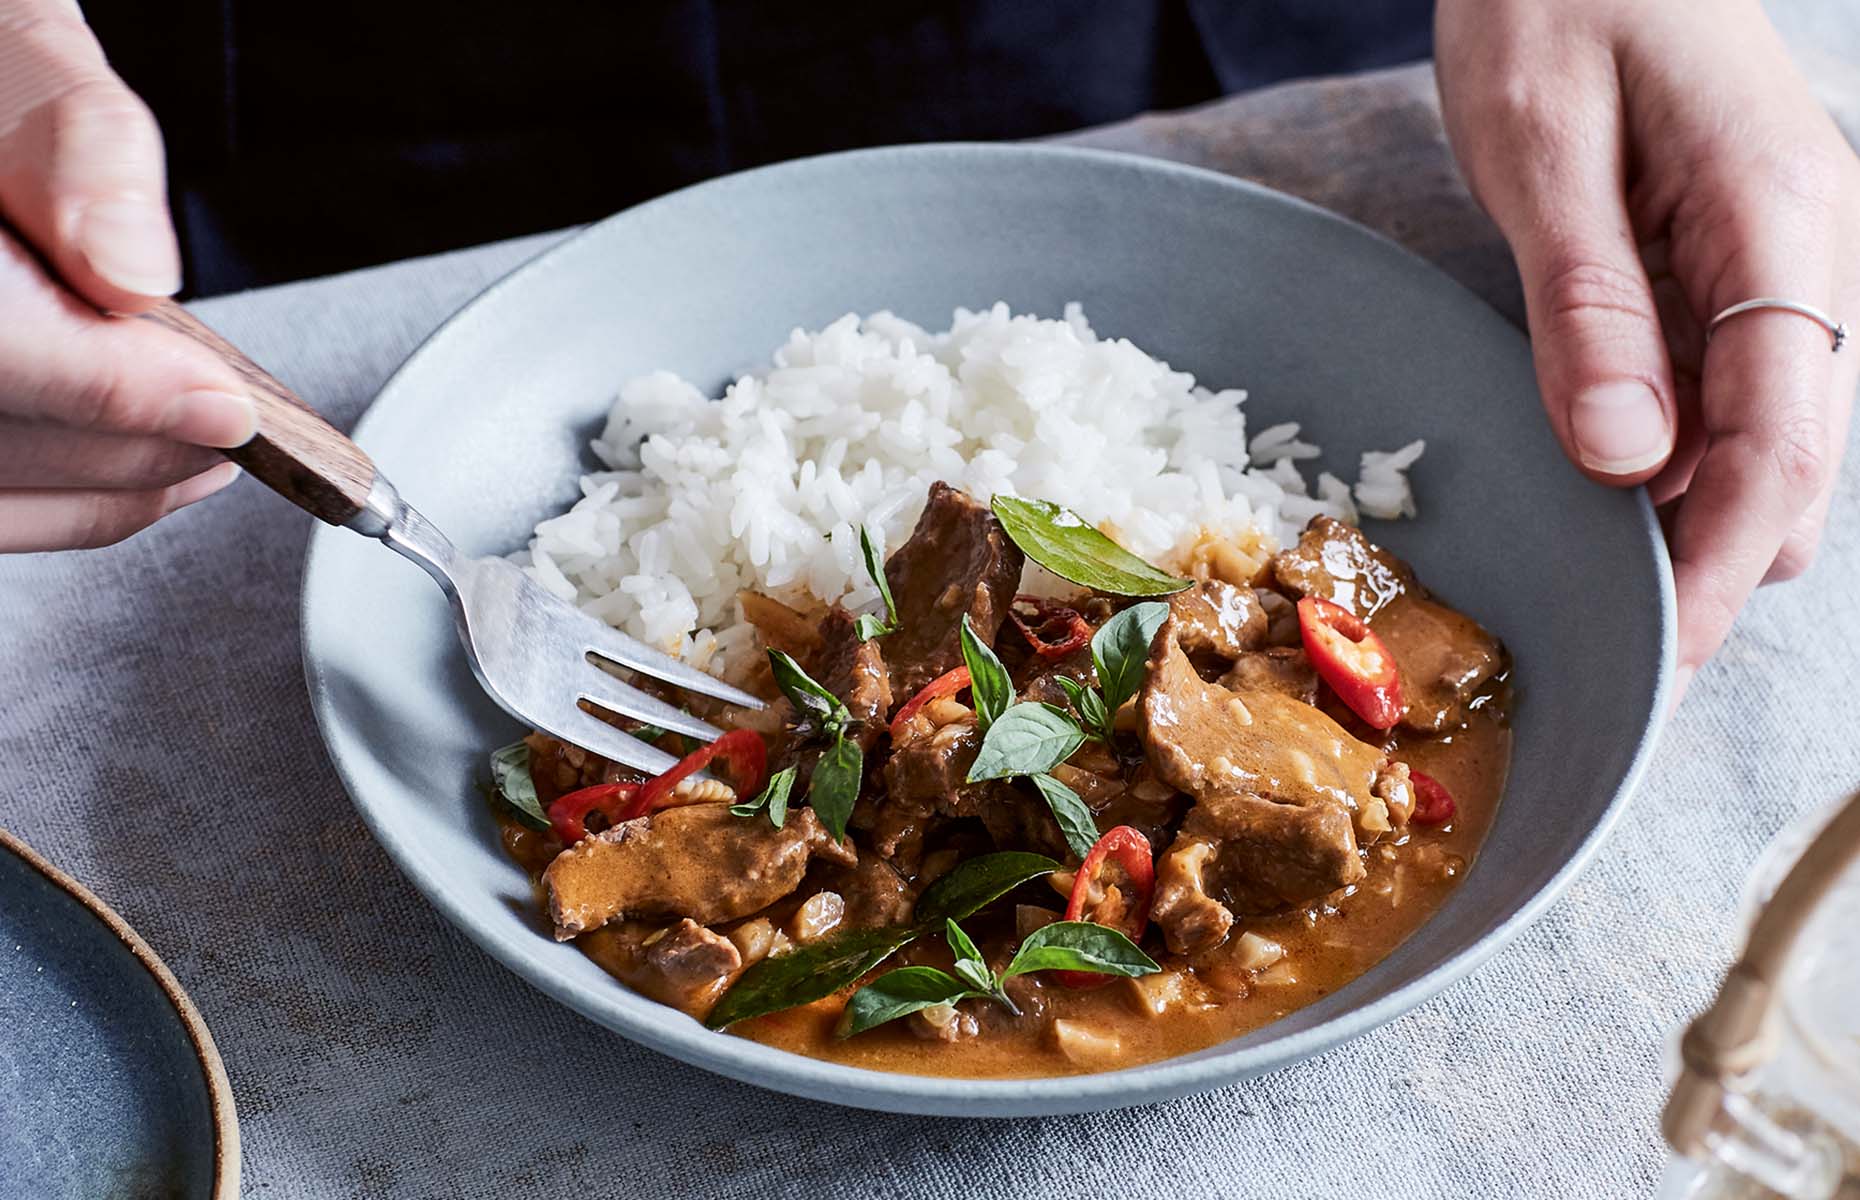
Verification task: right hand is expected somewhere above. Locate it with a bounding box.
[0,0,252,552]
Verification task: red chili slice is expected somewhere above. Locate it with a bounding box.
[1056,825,1156,990]
[1409,769,1456,825]
[1008,594,1093,659]
[619,728,768,822]
[547,782,641,845]
[888,665,972,737]
[1296,595,1405,730]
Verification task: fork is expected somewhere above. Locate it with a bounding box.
[143,301,763,775]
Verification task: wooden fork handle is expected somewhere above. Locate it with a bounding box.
[143,299,379,526]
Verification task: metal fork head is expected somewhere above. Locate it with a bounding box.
[370,487,763,777]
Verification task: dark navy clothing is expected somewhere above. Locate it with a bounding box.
[86,2,1432,294]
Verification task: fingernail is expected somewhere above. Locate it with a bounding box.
[164,462,241,512]
[1571,381,1670,475]
[165,390,256,449]
[77,199,183,296]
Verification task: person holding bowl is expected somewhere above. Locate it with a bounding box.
[0,0,1854,702]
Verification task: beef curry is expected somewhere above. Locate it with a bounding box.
[494,483,1510,1076]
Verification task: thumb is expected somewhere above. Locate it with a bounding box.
[1467,92,1678,483]
[0,4,182,311]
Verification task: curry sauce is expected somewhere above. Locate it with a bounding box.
[732,706,1507,1076]
[493,486,1513,1078]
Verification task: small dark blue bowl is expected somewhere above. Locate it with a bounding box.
[0,830,239,1197]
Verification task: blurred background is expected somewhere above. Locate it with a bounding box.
[83,0,1856,297]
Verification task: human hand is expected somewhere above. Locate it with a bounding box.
[0,0,252,551]
[1435,0,1860,699]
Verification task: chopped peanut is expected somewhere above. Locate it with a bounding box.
[1234,931,1285,972]
[1254,959,1298,988]
[1051,1019,1123,1065]
[1125,969,1217,1017]
[727,917,778,965]
[924,697,973,728]
[788,892,846,943]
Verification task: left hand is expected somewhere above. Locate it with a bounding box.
[1435,0,1860,701]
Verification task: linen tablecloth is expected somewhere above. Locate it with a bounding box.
[4,53,1860,1197]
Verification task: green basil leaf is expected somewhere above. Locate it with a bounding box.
[943,917,985,967]
[1000,920,1161,981]
[807,735,863,841]
[489,741,551,831]
[953,961,996,996]
[1077,687,1113,743]
[853,526,899,642]
[914,851,1059,927]
[1092,601,1171,713]
[967,702,1086,782]
[765,766,793,827]
[835,966,975,1038]
[989,495,1191,598]
[706,926,915,1030]
[942,917,996,994]
[734,763,796,827]
[1030,772,1100,861]
[959,613,1013,732]
[767,649,849,731]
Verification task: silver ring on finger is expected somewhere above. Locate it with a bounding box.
[1706,297,1847,352]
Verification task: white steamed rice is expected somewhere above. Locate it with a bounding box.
[515,303,1424,671]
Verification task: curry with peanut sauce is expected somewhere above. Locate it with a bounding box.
[494,484,1510,1076]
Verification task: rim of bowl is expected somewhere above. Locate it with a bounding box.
[0,828,242,1191]
[301,141,1676,1115]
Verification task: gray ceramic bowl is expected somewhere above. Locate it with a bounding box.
[302,144,1674,1117]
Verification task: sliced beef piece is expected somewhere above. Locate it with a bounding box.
[579,918,743,1019]
[1149,838,1234,953]
[884,718,985,810]
[1142,630,1384,817]
[977,787,1070,861]
[882,482,1025,700]
[773,607,889,753]
[1373,598,1506,733]
[809,606,893,749]
[866,716,1065,861]
[1221,647,1319,705]
[1161,797,1363,941]
[633,920,743,1016]
[809,855,918,928]
[543,803,855,939]
[1140,620,1413,951]
[861,718,986,863]
[1167,580,1267,662]
[1273,514,1413,618]
[1015,644,1096,709]
[768,605,893,782]
[1272,516,1506,732]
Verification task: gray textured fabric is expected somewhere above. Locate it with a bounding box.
[4,58,1860,1199]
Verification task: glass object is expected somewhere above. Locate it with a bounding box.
[1658,789,1860,1199]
